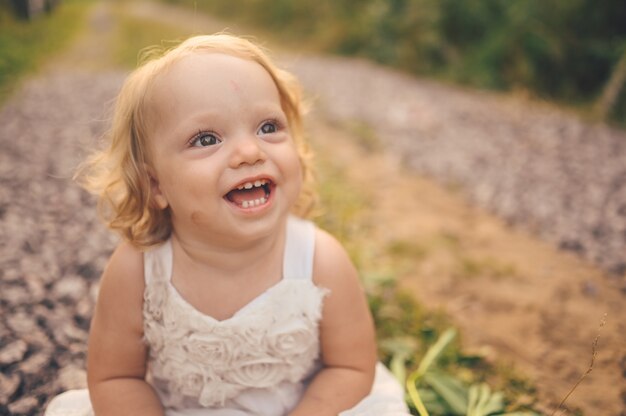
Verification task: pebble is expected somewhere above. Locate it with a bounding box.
[6,312,38,334]
[52,275,88,301]
[57,365,88,390]
[0,373,21,405]
[20,351,52,375]
[581,280,599,298]
[1,284,30,307]
[8,396,39,415]
[0,340,28,365]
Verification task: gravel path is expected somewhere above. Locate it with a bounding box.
[285,56,626,279]
[1,2,625,415]
[0,70,123,414]
[0,5,124,414]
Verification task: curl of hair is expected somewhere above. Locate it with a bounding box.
[76,34,317,249]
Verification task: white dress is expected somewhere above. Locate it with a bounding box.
[45,216,410,416]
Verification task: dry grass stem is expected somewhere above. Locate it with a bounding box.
[550,313,607,416]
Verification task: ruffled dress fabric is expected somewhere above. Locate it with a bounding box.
[44,216,410,415]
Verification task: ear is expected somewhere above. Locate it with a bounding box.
[145,164,169,210]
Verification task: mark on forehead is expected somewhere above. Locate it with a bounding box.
[229,79,241,92]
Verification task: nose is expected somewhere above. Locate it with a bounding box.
[228,134,267,169]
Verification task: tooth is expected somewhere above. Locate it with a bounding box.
[260,197,266,204]
[254,180,262,187]
[244,182,253,189]
[253,199,259,206]
[242,201,249,208]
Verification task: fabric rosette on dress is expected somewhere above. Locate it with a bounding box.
[143,242,328,410]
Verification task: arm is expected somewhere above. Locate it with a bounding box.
[289,229,377,416]
[87,242,164,416]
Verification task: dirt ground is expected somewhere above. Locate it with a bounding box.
[308,115,626,415]
[1,1,624,415]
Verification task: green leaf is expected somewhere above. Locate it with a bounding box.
[390,352,408,385]
[418,388,456,415]
[406,328,459,416]
[499,413,542,416]
[467,383,505,416]
[481,391,504,415]
[423,372,468,415]
[380,336,419,357]
[467,384,480,415]
[406,328,458,416]
[416,328,457,377]
[406,380,430,416]
[382,336,419,384]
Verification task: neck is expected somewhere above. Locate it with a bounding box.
[170,219,288,278]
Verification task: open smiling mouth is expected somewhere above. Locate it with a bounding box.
[224,179,273,209]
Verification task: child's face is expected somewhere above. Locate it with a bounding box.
[146,53,303,244]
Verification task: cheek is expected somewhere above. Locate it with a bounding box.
[284,149,303,187]
[290,157,304,201]
[190,211,209,225]
[295,161,304,189]
[286,144,304,176]
[294,149,305,186]
[159,171,215,214]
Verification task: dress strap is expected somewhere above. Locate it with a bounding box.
[283,216,316,281]
[144,239,173,285]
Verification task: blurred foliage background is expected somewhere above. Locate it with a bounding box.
[0,0,92,101]
[164,0,626,124]
[1,0,625,122]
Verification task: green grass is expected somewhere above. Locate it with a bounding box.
[457,256,518,280]
[342,119,383,152]
[0,0,94,103]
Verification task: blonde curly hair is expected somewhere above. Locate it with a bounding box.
[78,34,316,249]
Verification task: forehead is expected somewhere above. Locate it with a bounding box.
[150,52,281,108]
[142,52,286,158]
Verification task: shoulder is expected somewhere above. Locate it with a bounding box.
[87,242,151,385]
[94,241,146,330]
[310,227,377,369]
[101,241,145,288]
[312,227,359,292]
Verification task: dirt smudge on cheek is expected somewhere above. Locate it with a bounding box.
[190,211,208,225]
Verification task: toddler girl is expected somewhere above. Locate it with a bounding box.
[45,34,409,416]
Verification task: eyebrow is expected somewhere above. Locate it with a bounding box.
[251,102,286,116]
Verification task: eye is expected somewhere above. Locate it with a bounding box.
[190,131,221,147]
[257,121,278,135]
